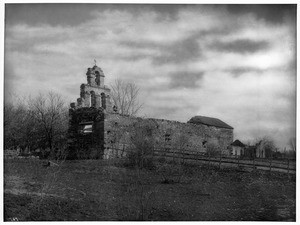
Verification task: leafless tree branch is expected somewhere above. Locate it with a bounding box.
[110,79,143,116]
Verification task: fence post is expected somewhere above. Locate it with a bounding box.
[219,152,222,169]
[287,158,290,175]
[237,156,240,169]
[253,157,255,171]
[172,148,175,163]
[269,157,272,173]
[152,147,154,159]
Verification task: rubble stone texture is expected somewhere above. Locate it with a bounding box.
[103,113,233,159]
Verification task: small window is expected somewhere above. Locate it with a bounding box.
[79,122,93,134]
[83,124,93,133]
[165,133,171,142]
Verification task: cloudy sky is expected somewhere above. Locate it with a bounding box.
[4,4,296,149]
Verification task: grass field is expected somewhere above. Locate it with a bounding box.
[4,158,296,221]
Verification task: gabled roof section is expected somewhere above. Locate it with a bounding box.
[231,139,245,147]
[187,115,233,129]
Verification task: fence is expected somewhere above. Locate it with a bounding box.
[106,146,296,174]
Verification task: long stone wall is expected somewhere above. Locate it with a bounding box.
[68,110,233,159]
[104,113,233,159]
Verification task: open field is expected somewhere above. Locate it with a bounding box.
[4,158,296,221]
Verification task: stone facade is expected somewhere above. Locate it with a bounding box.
[68,64,234,159]
[103,113,233,159]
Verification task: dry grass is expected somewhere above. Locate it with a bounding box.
[4,158,296,221]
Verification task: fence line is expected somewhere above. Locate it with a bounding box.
[106,146,296,174]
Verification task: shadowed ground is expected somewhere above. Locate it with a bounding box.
[4,158,296,221]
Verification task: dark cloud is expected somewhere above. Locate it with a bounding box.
[4,59,23,98]
[116,54,150,62]
[5,40,34,54]
[287,51,297,74]
[117,41,157,61]
[153,36,202,65]
[144,99,201,123]
[128,4,183,21]
[148,106,181,119]
[225,4,296,24]
[6,4,296,28]
[5,28,71,55]
[64,83,80,96]
[227,67,265,77]
[5,4,97,26]
[196,27,235,38]
[5,4,182,27]
[119,40,157,49]
[265,105,295,124]
[169,71,204,89]
[211,39,270,54]
[120,34,202,65]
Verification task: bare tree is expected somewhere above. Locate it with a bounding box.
[4,95,38,152]
[206,139,220,157]
[289,137,296,152]
[110,79,143,116]
[29,92,68,156]
[127,119,156,169]
[255,136,276,158]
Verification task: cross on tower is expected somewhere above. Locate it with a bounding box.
[94,59,97,66]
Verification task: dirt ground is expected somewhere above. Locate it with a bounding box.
[4,158,296,221]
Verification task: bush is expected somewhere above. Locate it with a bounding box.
[156,163,184,184]
[125,150,155,170]
[206,140,220,157]
[123,120,157,170]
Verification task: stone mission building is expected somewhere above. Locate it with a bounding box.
[67,64,234,159]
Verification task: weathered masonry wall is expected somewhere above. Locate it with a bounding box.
[104,113,233,159]
[68,107,104,159]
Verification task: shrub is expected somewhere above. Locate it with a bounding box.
[125,150,155,170]
[156,163,184,184]
[124,120,157,170]
[206,140,220,157]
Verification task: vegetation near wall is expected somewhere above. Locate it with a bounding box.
[125,120,157,169]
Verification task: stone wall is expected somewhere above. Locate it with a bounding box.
[67,107,104,159]
[104,113,233,159]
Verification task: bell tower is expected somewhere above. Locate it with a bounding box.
[70,62,112,112]
[86,65,105,87]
